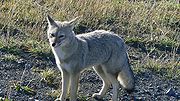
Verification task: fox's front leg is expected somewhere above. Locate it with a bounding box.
[69,73,80,101]
[56,70,70,101]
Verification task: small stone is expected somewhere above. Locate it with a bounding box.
[17,59,25,64]
[135,97,144,101]
[25,63,32,68]
[166,88,176,97]
[148,86,154,89]
[156,86,162,93]
[28,97,34,101]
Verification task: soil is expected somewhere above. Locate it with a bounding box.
[0,47,180,101]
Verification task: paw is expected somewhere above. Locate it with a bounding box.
[92,93,103,100]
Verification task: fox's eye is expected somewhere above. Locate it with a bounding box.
[58,35,65,39]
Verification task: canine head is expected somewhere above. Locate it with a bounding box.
[47,15,79,48]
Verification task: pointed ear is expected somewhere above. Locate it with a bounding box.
[68,16,81,28]
[47,15,57,27]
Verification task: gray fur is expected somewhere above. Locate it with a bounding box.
[47,16,135,101]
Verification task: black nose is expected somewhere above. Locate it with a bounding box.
[52,43,56,47]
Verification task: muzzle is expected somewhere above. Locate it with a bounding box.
[52,43,56,47]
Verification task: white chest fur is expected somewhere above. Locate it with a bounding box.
[52,47,66,60]
[52,47,72,72]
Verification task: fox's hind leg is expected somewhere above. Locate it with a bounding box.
[92,65,110,99]
[104,72,119,101]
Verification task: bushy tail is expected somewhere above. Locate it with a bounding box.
[117,57,135,93]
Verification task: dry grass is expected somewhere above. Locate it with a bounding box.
[0,0,179,79]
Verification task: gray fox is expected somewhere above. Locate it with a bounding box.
[47,15,135,101]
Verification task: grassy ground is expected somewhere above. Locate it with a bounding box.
[1,0,179,78]
[0,0,180,100]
